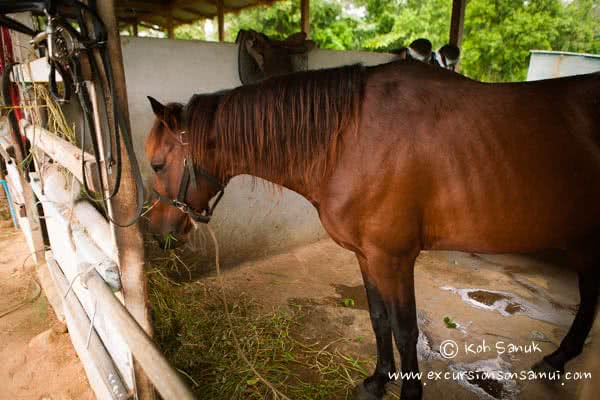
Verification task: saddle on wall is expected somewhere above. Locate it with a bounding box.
[236,29,315,85]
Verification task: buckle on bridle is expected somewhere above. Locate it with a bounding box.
[151,156,225,224]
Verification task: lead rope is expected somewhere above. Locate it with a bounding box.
[205,224,292,400]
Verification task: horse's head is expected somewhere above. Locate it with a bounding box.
[144,96,224,246]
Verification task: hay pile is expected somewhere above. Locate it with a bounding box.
[147,247,370,400]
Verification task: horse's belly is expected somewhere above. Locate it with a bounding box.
[423,167,600,253]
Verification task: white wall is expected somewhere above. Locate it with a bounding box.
[122,37,395,264]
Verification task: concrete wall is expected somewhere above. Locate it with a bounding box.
[121,37,395,264]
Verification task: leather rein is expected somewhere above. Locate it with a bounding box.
[151,132,225,224]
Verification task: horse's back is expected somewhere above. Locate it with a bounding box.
[355,62,600,253]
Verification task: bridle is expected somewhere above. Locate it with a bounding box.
[151,131,225,224]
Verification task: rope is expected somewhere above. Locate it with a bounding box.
[205,224,292,400]
[0,278,41,319]
[63,264,96,300]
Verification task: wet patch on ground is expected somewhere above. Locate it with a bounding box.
[416,311,444,361]
[468,290,509,306]
[328,284,369,311]
[449,357,519,400]
[441,287,574,326]
[466,291,523,315]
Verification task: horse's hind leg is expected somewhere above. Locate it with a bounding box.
[533,243,599,373]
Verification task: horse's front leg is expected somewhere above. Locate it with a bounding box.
[354,255,396,400]
[355,249,423,400]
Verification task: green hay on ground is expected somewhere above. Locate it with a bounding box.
[148,251,370,400]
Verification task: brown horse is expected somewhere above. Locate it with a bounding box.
[144,60,600,400]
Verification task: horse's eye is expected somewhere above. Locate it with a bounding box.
[151,163,165,173]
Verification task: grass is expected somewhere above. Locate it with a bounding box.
[147,248,371,400]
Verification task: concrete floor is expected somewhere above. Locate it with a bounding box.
[211,239,599,400]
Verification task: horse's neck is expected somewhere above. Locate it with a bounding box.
[226,156,317,203]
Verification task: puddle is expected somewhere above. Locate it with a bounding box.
[329,284,369,311]
[504,303,522,315]
[441,286,574,326]
[468,290,509,306]
[450,357,519,400]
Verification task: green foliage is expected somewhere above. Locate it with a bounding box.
[461,0,600,81]
[226,0,363,50]
[174,0,599,82]
[341,297,355,307]
[358,0,451,52]
[175,20,207,41]
[443,316,457,329]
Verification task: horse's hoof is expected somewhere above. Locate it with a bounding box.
[400,381,423,400]
[531,358,564,380]
[352,383,383,400]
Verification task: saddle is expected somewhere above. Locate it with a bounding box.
[236,29,316,85]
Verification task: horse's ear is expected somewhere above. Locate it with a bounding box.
[148,96,165,117]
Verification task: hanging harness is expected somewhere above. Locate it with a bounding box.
[0,0,145,227]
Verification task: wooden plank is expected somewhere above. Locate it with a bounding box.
[0,135,13,160]
[0,123,44,264]
[30,173,121,290]
[81,268,196,400]
[29,175,135,391]
[46,253,130,400]
[20,121,100,191]
[449,0,466,47]
[14,56,62,83]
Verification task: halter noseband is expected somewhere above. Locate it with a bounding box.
[152,131,225,224]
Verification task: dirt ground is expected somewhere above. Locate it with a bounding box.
[0,205,93,400]
[208,239,599,400]
[1,186,599,400]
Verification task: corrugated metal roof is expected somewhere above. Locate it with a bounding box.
[116,0,278,28]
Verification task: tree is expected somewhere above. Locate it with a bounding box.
[225,0,362,50]
[461,0,600,81]
[174,0,600,82]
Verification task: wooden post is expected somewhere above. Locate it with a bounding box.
[217,0,224,42]
[449,0,466,47]
[300,0,310,37]
[94,2,154,399]
[167,14,174,39]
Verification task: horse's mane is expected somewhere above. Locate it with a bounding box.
[186,64,365,186]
